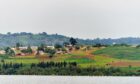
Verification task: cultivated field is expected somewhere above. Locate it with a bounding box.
[3,46,140,68]
[1,45,140,75]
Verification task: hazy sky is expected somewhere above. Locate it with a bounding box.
[0,0,140,39]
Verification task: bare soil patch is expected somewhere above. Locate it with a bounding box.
[110,61,140,67]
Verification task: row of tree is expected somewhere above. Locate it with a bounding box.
[31,61,77,68]
[0,62,138,76]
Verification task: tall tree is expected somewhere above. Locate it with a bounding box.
[16,43,20,50]
[69,38,77,46]
[27,45,33,54]
[38,44,45,51]
[45,48,56,58]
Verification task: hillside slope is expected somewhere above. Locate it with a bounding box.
[0,32,140,47]
[93,46,140,60]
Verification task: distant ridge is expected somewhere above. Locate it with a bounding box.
[0,32,140,47]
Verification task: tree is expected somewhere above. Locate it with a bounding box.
[38,44,45,51]
[86,46,91,50]
[136,45,140,48]
[48,49,56,58]
[16,43,20,50]
[10,50,15,56]
[27,45,33,54]
[113,43,129,47]
[36,50,40,58]
[63,42,70,47]
[5,47,11,53]
[5,47,15,56]
[7,32,11,35]
[45,48,56,58]
[75,45,80,50]
[21,45,32,54]
[93,43,102,48]
[39,32,47,35]
[62,47,67,52]
[69,38,77,46]
[54,44,62,50]
[42,32,47,35]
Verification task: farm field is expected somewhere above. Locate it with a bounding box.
[2,46,140,68]
[93,46,140,67]
[1,45,140,75]
[0,47,119,67]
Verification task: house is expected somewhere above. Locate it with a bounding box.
[31,46,38,50]
[46,46,55,49]
[19,47,28,50]
[0,50,5,54]
[56,51,63,54]
[65,45,73,51]
[34,51,45,55]
[39,51,45,55]
[66,44,73,47]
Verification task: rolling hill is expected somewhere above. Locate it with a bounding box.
[0,32,140,47]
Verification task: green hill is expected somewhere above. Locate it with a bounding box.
[1,32,140,48]
[93,46,140,60]
[0,32,94,47]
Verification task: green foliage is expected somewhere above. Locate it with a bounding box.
[65,58,94,63]
[69,38,77,46]
[75,45,80,50]
[136,45,140,48]
[62,47,67,52]
[86,46,91,50]
[37,44,46,51]
[27,45,33,53]
[5,47,15,56]
[1,33,140,48]
[54,44,62,49]
[63,42,70,47]
[45,48,56,58]
[93,43,102,47]
[0,62,137,76]
[16,43,21,50]
[21,45,32,54]
[113,43,130,47]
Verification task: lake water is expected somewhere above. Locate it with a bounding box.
[0,76,139,84]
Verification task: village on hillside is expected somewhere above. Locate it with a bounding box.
[0,37,91,58]
[0,36,140,76]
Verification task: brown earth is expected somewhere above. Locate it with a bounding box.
[109,61,140,67]
[85,50,95,59]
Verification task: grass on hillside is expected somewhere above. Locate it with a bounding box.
[93,46,140,60]
[0,47,135,68]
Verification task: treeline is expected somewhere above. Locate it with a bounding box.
[1,62,140,76]
[2,63,23,69]
[31,61,77,68]
[1,32,140,47]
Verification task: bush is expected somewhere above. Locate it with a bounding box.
[75,45,80,50]
[136,45,140,48]
[45,48,56,58]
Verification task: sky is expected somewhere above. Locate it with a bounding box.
[0,0,140,39]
